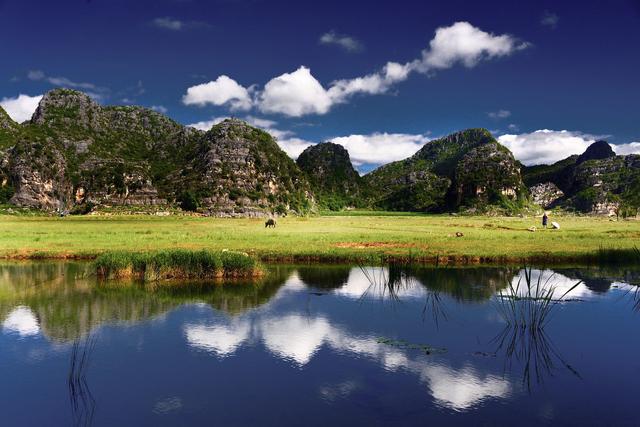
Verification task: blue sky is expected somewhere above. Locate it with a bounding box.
[1,0,639,169]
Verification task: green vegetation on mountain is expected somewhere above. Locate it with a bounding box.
[364,128,527,213]
[297,142,363,210]
[1,89,638,216]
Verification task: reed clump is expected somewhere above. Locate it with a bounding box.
[94,249,264,281]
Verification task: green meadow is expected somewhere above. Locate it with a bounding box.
[0,212,638,264]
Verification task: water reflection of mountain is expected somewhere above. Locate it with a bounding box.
[0,262,293,342]
[297,265,352,289]
[553,267,640,294]
[2,262,637,343]
[411,267,518,301]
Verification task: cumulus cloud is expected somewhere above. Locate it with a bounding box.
[488,109,511,119]
[415,22,529,71]
[187,116,230,130]
[259,67,333,116]
[183,22,528,117]
[540,11,559,29]
[498,129,596,165]
[0,93,43,123]
[182,75,253,110]
[2,306,40,337]
[319,30,363,52]
[612,142,640,155]
[151,17,210,31]
[330,132,430,166]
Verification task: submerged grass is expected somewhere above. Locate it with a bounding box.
[93,249,263,281]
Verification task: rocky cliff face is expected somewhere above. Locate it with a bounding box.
[296,142,362,209]
[191,119,313,217]
[529,182,564,208]
[364,129,525,212]
[1,89,314,215]
[523,141,640,215]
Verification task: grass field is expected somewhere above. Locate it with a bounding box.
[0,212,638,264]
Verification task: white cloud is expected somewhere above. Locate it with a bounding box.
[276,137,314,158]
[187,116,230,131]
[541,11,559,29]
[612,142,640,155]
[330,132,430,166]
[185,319,251,357]
[319,30,363,52]
[151,17,210,31]
[261,315,333,365]
[259,66,333,116]
[182,75,253,110]
[149,105,168,114]
[28,69,101,91]
[0,93,43,123]
[416,22,529,71]
[498,129,596,166]
[152,17,183,30]
[488,109,511,119]
[2,306,40,337]
[183,22,528,117]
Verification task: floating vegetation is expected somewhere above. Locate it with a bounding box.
[376,337,447,355]
[93,249,264,281]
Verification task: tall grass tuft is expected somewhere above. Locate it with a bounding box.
[595,246,640,265]
[493,267,582,390]
[68,335,97,427]
[94,249,263,281]
[495,267,581,330]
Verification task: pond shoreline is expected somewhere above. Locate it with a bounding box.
[0,248,636,267]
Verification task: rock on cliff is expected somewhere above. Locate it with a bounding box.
[523,140,640,215]
[529,182,564,208]
[296,142,362,209]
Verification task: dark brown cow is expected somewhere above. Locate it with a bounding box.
[265,218,276,228]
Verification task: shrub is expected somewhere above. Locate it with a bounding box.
[178,191,199,212]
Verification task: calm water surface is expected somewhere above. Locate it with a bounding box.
[1,262,639,426]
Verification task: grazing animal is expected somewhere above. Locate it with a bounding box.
[265,218,276,228]
[455,232,464,237]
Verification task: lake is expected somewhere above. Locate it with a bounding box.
[1,262,639,426]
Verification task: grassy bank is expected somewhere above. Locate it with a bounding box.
[94,249,263,281]
[0,213,638,265]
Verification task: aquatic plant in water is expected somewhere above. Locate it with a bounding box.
[68,335,97,427]
[493,268,582,390]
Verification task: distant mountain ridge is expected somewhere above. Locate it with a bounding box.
[0,88,637,216]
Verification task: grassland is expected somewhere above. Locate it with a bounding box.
[0,212,638,265]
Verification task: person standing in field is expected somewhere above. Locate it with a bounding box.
[542,212,548,229]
